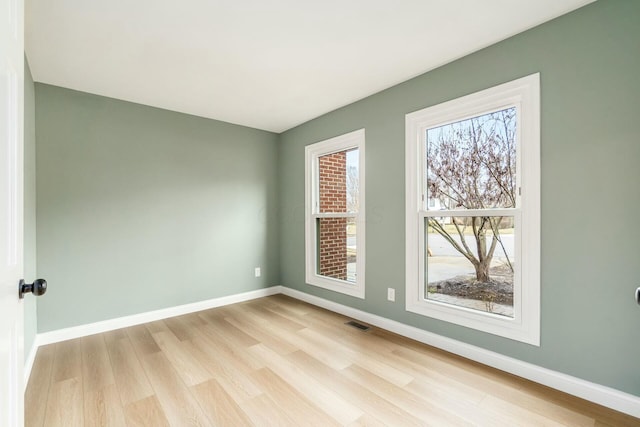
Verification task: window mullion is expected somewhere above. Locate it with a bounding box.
[423,208,518,217]
[313,212,358,219]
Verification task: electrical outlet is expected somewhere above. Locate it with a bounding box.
[387,288,395,302]
[255,267,261,277]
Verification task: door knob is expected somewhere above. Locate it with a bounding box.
[19,279,47,299]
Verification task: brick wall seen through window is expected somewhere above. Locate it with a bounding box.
[318,151,348,280]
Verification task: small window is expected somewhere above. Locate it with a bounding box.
[406,74,540,345]
[305,129,365,298]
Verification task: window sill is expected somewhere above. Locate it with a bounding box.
[306,274,365,299]
[406,297,539,346]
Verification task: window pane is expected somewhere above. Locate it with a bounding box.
[426,107,517,210]
[319,148,359,213]
[316,216,357,283]
[425,216,515,317]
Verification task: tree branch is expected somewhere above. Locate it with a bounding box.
[428,219,478,265]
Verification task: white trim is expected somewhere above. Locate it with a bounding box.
[305,128,366,299]
[405,73,540,345]
[313,212,357,219]
[280,287,640,419]
[423,208,516,217]
[36,286,281,346]
[22,334,42,391]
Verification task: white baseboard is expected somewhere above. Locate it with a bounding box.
[25,286,282,387]
[25,284,640,419]
[35,286,282,347]
[280,287,640,419]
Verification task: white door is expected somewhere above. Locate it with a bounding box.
[1,0,25,424]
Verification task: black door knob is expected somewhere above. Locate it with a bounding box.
[19,279,47,299]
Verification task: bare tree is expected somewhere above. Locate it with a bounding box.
[427,108,516,283]
[346,165,359,213]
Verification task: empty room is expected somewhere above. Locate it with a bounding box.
[1,0,639,425]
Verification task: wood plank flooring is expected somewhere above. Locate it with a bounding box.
[25,295,640,426]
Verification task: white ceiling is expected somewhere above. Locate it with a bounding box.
[25,0,594,133]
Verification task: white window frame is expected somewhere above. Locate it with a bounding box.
[405,74,540,345]
[305,129,366,299]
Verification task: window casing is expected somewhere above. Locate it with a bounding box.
[405,74,540,345]
[305,129,365,298]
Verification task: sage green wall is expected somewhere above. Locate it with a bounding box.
[23,57,37,361]
[35,84,279,332]
[278,0,640,396]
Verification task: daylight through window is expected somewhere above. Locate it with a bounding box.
[425,107,517,318]
[405,74,540,345]
[305,129,365,298]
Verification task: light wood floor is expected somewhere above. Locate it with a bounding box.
[26,295,640,426]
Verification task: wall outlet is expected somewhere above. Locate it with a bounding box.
[387,287,395,302]
[255,267,261,277]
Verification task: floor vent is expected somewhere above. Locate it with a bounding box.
[345,320,370,331]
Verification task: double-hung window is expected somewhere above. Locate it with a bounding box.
[405,74,540,345]
[305,129,365,298]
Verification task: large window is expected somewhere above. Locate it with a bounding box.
[405,74,540,345]
[305,129,365,298]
